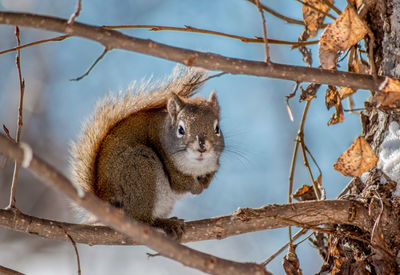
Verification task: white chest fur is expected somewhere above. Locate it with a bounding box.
[152,170,185,218]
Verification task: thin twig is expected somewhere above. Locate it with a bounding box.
[8,26,25,209]
[66,234,81,275]
[196,72,227,86]
[295,231,315,246]
[273,216,333,234]
[299,126,321,200]
[2,124,14,142]
[286,81,300,122]
[320,0,342,15]
[245,0,305,26]
[287,100,312,243]
[68,0,82,24]
[294,0,337,20]
[71,48,109,81]
[255,0,270,62]
[304,145,322,176]
[0,35,70,56]
[103,24,319,46]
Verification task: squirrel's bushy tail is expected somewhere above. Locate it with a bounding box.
[69,66,207,194]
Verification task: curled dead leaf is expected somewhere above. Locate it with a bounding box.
[302,0,333,38]
[338,87,356,99]
[293,185,315,201]
[319,6,368,69]
[300,83,321,101]
[372,77,400,108]
[325,86,344,125]
[283,245,302,275]
[333,136,378,177]
[325,86,340,109]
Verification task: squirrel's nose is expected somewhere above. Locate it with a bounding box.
[197,138,207,153]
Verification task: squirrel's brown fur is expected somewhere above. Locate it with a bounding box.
[69,66,224,239]
[69,67,206,195]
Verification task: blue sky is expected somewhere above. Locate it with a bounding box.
[0,1,366,274]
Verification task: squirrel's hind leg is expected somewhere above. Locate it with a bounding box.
[98,143,184,239]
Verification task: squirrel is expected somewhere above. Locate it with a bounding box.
[70,67,224,239]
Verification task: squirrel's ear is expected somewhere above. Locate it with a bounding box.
[167,94,184,122]
[208,91,220,113]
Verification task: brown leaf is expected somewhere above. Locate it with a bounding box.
[300,83,321,101]
[328,103,344,125]
[319,6,368,69]
[325,86,340,109]
[283,245,302,275]
[293,185,315,201]
[325,86,344,125]
[339,87,356,99]
[333,136,378,177]
[302,0,333,38]
[372,77,400,108]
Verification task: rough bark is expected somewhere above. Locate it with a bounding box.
[313,1,400,274]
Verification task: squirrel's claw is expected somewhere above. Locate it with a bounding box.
[153,217,185,241]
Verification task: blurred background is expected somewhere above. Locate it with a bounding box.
[0,0,367,274]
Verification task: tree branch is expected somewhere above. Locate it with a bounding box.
[0,12,384,90]
[0,199,371,246]
[0,134,269,275]
[0,265,24,275]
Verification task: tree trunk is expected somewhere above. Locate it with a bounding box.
[315,1,400,274]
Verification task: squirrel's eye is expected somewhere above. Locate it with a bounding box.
[177,120,185,138]
[214,120,220,136]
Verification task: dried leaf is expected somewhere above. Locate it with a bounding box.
[339,87,356,99]
[328,103,344,125]
[372,77,400,108]
[325,86,340,109]
[293,185,315,201]
[333,136,378,177]
[283,245,303,275]
[302,0,333,38]
[319,6,368,69]
[300,83,321,101]
[325,86,344,125]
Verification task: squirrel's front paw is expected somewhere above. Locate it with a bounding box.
[196,173,212,189]
[153,217,184,241]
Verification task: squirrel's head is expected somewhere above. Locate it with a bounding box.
[164,91,224,176]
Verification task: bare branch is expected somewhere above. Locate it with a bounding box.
[70,48,109,81]
[8,26,25,209]
[66,234,81,275]
[103,24,319,46]
[245,0,305,26]
[0,199,371,246]
[0,12,384,90]
[0,35,70,56]
[255,0,270,62]
[0,265,25,275]
[68,0,82,24]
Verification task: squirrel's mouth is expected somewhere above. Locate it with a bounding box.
[196,156,204,161]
